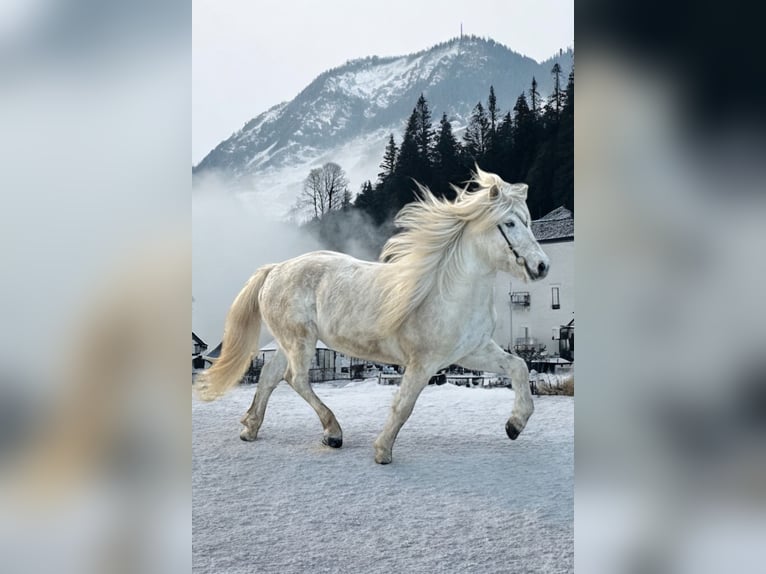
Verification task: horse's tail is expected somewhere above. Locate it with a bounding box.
[195,264,276,402]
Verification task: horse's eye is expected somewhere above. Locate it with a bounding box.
[505,221,515,228]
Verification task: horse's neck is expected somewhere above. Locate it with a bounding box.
[426,242,497,311]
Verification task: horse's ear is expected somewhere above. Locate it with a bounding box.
[489,184,500,200]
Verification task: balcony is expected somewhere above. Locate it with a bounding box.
[511,291,530,307]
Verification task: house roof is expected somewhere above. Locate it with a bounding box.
[537,206,572,221]
[205,339,332,361]
[531,206,574,242]
[259,339,331,352]
[192,332,207,347]
[205,342,222,359]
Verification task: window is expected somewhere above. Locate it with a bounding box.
[511,291,530,306]
[551,286,560,309]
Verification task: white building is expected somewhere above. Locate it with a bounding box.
[492,206,574,359]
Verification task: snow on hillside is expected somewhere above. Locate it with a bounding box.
[193,381,573,573]
[330,43,461,107]
[240,102,288,145]
[193,37,573,214]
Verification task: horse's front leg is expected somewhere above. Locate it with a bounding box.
[457,341,534,440]
[373,365,431,464]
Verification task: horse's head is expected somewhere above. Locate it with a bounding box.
[491,183,549,280]
[465,168,550,281]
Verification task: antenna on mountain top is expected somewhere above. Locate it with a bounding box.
[460,22,463,39]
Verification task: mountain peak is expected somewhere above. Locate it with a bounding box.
[193,37,572,216]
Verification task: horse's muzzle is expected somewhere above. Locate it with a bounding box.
[526,260,549,280]
[536,261,549,278]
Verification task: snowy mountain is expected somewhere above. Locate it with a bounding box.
[193,36,573,218]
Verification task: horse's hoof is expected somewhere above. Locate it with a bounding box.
[505,420,521,440]
[374,450,392,464]
[240,428,257,442]
[323,436,343,448]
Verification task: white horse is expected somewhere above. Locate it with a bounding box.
[196,167,550,464]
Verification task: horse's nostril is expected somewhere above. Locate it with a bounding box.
[537,261,548,276]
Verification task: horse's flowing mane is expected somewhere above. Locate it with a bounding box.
[377,167,529,333]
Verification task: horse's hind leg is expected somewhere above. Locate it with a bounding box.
[240,350,287,441]
[284,342,343,448]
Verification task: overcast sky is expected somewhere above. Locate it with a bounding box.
[192,0,573,164]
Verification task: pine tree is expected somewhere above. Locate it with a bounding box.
[354,180,387,225]
[393,108,424,210]
[485,85,502,172]
[487,85,498,133]
[389,95,437,211]
[414,94,435,163]
[495,111,514,181]
[463,101,490,161]
[529,77,541,118]
[511,93,535,182]
[378,134,398,184]
[433,113,464,199]
[395,109,421,177]
[549,63,565,116]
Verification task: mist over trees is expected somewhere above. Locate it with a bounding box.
[301,61,574,258]
[292,162,350,221]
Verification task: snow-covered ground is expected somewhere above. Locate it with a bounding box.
[193,380,572,573]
